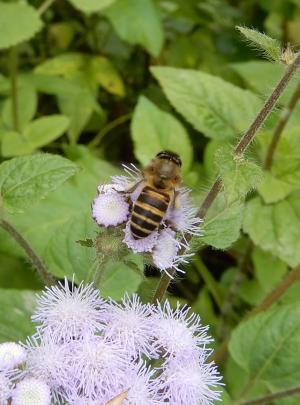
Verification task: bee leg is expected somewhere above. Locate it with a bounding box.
[172,191,181,210]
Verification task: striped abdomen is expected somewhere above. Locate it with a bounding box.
[130,186,170,239]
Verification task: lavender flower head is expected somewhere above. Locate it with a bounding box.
[3,281,222,405]
[92,155,202,276]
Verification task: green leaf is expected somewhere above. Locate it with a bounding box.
[229,304,300,396]
[237,26,282,62]
[68,0,116,12]
[0,153,78,213]
[151,67,261,140]
[131,96,193,172]
[0,289,36,342]
[257,172,296,204]
[101,261,143,300]
[2,78,37,131]
[104,0,164,57]
[34,53,86,77]
[0,3,42,50]
[243,195,300,267]
[89,56,125,96]
[252,247,287,291]
[1,115,70,157]
[200,194,244,249]
[45,213,96,281]
[215,146,263,204]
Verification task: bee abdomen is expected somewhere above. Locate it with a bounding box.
[130,187,170,239]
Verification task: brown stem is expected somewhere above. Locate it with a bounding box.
[152,52,300,304]
[237,386,300,405]
[210,264,300,363]
[264,80,300,169]
[0,219,55,286]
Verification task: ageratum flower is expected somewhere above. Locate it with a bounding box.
[32,278,105,342]
[0,342,26,370]
[0,370,12,405]
[12,378,51,405]
[92,157,202,276]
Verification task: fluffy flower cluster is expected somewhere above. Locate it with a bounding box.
[92,164,203,276]
[1,279,222,405]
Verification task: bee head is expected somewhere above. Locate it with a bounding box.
[144,151,182,189]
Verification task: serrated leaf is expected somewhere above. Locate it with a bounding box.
[215,146,263,204]
[131,96,193,173]
[0,153,78,213]
[243,195,300,267]
[199,194,244,249]
[0,3,42,50]
[45,213,96,281]
[68,0,116,12]
[237,26,282,61]
[1,115,70,157]
[0,289,36,342]
[2,78,37,131]
[151,67,261,140]
[229,304,300,397]
[104,0,164,57]
[101,261,143,300]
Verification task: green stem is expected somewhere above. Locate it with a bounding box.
[0,219,55,286]
[88,113,132,148]
[37,0,56,15]
[10,46,19,133]
[194,256,223,309]
[237,386,300,405]
[152,52,300,304]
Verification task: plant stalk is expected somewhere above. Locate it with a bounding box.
[152,52,300,304]
[37,0,56,15]
[237,385,300,405]
[0,219,55,286]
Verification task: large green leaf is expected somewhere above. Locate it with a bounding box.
[68,0,116,12]
[229,304,300,399]
[243,194,300,267]
[151,67,261,140]
[1,115,70,157]
[0,3,42,50]
[0,153,78,213]
[131,96,193,172]
[0,289,36,342]
[104,0,164,57]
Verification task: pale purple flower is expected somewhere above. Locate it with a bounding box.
[152,300,212,359]
[0,370,12,405]
[160,356,222,405]
[12,378,51,405]
[0,342,26,370]
[103,294,157,359]
[32,278,105,341]
[123,221,159,253]
[92,192,129,227]
[69,336,129,400]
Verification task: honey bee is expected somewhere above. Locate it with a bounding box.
[127,151,182,240]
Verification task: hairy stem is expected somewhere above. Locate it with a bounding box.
[237,386,300,405]
[10,46,19,133]
[88,113,132,148]
[0,219,55,286]
[152,52,300,304]
[264,80,300,169]
[37,0,56,15]
[210,264,300,363]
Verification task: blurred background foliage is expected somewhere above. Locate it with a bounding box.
[1,0,300,404]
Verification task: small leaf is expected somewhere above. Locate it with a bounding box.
[0,289,36,342]
[0,153,78,213]
[34,53,86,77]
[131,96,193,172]
[101,261,143,300]
[68,0,116,12]
[104,0,164,57]
[229,304,300,395]
[151,67,261,140]
[0,3,42,50]
[89,56,125,96]
[2,115,70,157]
[243,195,300,267]
[237,26,282,62]
[215,146,263,204]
